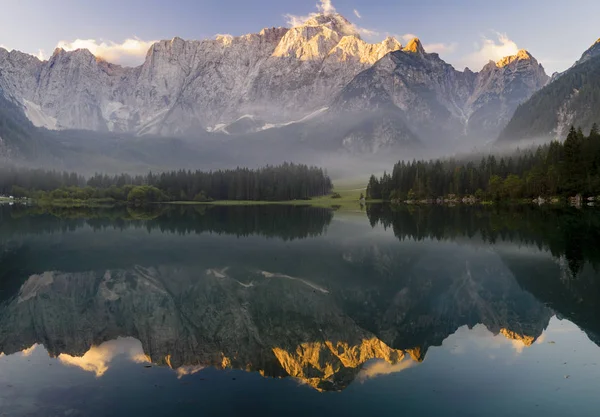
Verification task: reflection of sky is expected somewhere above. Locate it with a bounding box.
[2,316,600,416]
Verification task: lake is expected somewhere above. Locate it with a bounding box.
[1,204,600,416]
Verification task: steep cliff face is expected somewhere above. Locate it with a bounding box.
[575,38,600,66]
[500,39,600,142]
[0,13,402,137]
[330,43,548,147]
[0,12,548,152]
[466,50,549,141]
[0,87,39,158]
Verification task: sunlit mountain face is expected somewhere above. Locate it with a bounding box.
[1,204,600,415]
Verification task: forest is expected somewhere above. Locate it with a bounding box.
[367,125,600,201]
[0,163,332,204]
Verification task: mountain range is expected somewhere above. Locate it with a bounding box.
[0,11,598,168]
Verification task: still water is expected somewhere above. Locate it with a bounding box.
[1,204,600,416]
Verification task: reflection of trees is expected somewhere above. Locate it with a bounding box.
[367,204,600,275]
[0,205,333,241]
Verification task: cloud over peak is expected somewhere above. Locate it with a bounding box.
[317,0,336,14]
[56,37,156,66]
[461,32,520,70]
[284,0,379,40]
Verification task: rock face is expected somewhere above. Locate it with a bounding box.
[0,12,548,151]
[331,44,548,147]
[0,14,402,137]
[0,87,38,158]
[575,38,600,66]
[499,38,600,142]
[466,50,549,141]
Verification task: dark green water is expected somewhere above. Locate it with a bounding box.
[1,204,600,416]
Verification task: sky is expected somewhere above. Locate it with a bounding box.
[0,0,599,73]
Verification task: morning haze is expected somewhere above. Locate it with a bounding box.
[1,1,600,416]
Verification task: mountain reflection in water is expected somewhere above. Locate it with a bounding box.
[1,205,600,416]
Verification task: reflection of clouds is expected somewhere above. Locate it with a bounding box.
[21,344,39,357]
[509,340,526,355]
[357,357,417,381]
[58,338,149,377]
[446,324,532,356]
[176,365,205,379]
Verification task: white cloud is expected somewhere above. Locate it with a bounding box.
[424,42,458,55]
[400,33,418,43]
[317,0,336,14]
[461,32,520,70]
[58,337,149,377]
[176,364,205,379]
[358,28,380,38]
[56,37,156,66]
[353,9,362,19]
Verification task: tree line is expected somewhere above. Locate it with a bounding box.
[0,205,333,242]
[367,204,600,275]
[367,125,600,201]
[0,163,332,204]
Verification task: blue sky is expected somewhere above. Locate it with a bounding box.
[1,0,598,73]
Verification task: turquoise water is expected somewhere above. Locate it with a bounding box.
[1,205,599,416]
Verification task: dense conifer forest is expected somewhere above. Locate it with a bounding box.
[367,125,600,201]
[0,163,332,204]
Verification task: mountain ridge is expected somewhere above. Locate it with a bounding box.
[499,39,600,142]
[0,11,551,156]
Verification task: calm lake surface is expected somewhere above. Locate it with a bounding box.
[1,204,600,416]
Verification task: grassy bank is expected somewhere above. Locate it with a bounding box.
[166,184,372,211]
[25,182,375,211]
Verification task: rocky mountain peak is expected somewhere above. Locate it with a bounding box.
[52,47,66,57]
[402,38,425,55]
[328,35,402,64]
[272,12,395,63]
[0,10,555,147]
[272,15,346,60]
[576,37,600,66]
[382,36,402,48]
[50,47,96,62]
[302,13,359,38]
[496,49,534,67]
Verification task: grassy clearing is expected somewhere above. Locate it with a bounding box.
[166,181,375,211]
